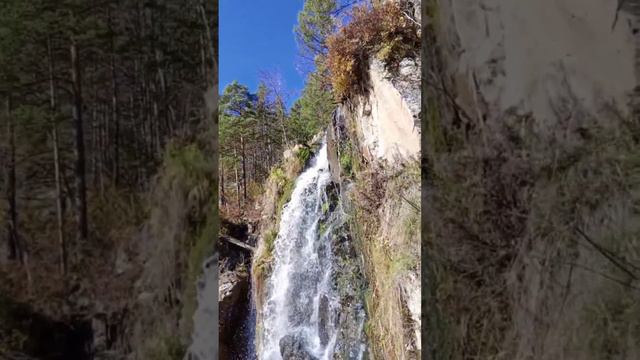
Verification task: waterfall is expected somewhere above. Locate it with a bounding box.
[259,140,366,360]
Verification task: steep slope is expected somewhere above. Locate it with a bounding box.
[423,1,640,358]
[328,56,422,359]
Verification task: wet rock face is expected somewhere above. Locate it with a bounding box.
[215,218,258,359]
[218,268,250,347]
[320,184,368,359]
[331,240,367,359]
[318,295,330,346]
[279,334,319,360]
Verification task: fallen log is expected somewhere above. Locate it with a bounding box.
[220,235,256,252]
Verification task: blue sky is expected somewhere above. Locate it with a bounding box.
[220,1,305,107]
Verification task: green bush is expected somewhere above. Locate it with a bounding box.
[340,152,353,178]
[322,201,330,215]
[296,146,312,166]
[270,167,287,187]
[165,143,213,187]
[276,180,295,220]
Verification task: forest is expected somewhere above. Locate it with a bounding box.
[0,0,216,358]
[219,70,334,216]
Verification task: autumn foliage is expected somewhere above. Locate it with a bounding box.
[327,1,419,101]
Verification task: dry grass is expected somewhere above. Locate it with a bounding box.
[350,163,421,360]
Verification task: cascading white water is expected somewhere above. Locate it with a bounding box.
[260,141,353,360]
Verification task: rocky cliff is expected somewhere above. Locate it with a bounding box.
[328,52,422,358]
[348,59,421,163]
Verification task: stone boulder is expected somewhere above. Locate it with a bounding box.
[279,334,318,360]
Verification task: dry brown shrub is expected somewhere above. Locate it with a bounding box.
[327,1,419,101]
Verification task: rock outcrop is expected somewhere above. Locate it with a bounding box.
[215,219,256,360]
[348,59,421,164]
[218,267,250,359]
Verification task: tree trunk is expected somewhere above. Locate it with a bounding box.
[220,164,225,206]
[92,62,104,194]
[279,99,289,149]
[153,96,161,154]
[200,33,207,79]
[240,135,247,202]
[70,39,88,243]
[234,147,241,209]
[5,95,21,264]
[52,126,66,274]
[48,35,66,274]
[109,9,120,186]
[91,98,99,188]
[198,0,215,75]
[252,151,258,184]
[155,46,169,137]
[263,118,271,173]
[99,104,106,193]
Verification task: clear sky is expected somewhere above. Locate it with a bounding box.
[220,1,305,107]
